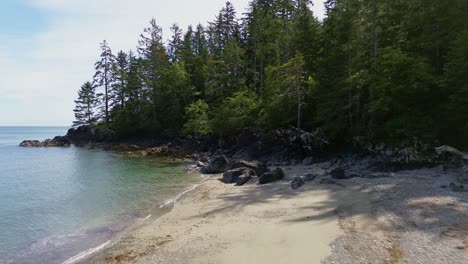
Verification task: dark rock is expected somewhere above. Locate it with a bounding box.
[228,160,269,176]
[291,176,305,189]
[330,167,348,179]
[237,128,259,146]
[201,155,229,174]
[258,168,285,184]
[236,174,253,186]
[360,173,392,179]
[303,174,316,181]
[19,140,42,147]
[20,136,71,147]
[222,167,254,183]
[67,126,115,143]
[449,182,465,192]
[51,136,72,146]
[441,185,447,189]
[320,178,344,187]
[302,157,314,165]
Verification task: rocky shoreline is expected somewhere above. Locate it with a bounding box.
[18,125,468,263]
[19,126,468,190]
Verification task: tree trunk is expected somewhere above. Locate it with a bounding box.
[296,75,301,130]
[104,71,109,124]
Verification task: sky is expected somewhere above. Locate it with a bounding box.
[0,0,326,126]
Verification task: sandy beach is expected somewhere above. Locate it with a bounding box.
[76,164,468,264]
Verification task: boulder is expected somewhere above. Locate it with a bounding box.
[330,167,348,179]
[302,157,314,165]
[236,174,253,186]
[258,168,285,184]
[201,155,229,174]
[303,174,316,181]
[228,160,269,176]
[291,176,305,189]
[222,167,254,183]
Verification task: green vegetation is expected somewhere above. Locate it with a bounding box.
[73,0,468,148]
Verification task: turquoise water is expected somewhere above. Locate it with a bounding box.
[0,127,201,264]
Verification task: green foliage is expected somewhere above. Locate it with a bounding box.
[73,82,98,127]
[443,30,468,147]
[184,100,211,135]
[73,0,468,148]
[369,48,437,142]
[210,90,258,135]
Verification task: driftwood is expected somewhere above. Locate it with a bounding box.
[435,145,468,161]
[436,145,468,183]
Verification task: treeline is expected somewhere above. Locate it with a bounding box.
[73,0,468,148]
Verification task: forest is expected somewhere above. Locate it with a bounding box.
[73,0,468,149]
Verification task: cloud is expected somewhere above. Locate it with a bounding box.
[0,0,325,126]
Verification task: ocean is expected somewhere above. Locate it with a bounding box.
[0,127,201,264]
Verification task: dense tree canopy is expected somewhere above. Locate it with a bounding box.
[73,0,468,149]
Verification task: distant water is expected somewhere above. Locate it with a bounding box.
[0,127,201,264]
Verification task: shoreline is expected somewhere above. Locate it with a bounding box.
[62,174,210,264]
[74,163,467,264]
[74,166,353,264]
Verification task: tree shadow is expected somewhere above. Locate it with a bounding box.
[192,165,468,245]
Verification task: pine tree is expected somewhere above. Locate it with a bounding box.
[168,24,183,62]
[94,40,115,124]
[73,82,98,127]
[111,50,128,111]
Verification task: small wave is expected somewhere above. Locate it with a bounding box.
[159,181,205,209]
[143,214,152,220]
[61,240,111,264]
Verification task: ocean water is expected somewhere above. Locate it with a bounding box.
[0,127,201,264]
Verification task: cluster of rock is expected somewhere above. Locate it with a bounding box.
[230,128,328,166]
[351,137,439,171]
[199,155,285,186]
[19,136,71,147]
[66,126,115,144]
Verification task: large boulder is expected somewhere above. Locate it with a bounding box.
[228,160,269,176]
[201,155,229,174]
[258,168,285,185]
[222,167,254,183]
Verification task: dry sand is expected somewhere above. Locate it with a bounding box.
[76,165,468,264]
[76,167,374,264]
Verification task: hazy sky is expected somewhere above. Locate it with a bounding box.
[0,0,325,126]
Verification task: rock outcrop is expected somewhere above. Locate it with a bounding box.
[66,126,115,143]
[201,155,229,174]
[222,167,254,184]
[19,136,71,147]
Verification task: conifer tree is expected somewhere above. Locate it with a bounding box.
[73,82,98,127]
[111,50,129,111]
[94,40,115,124]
